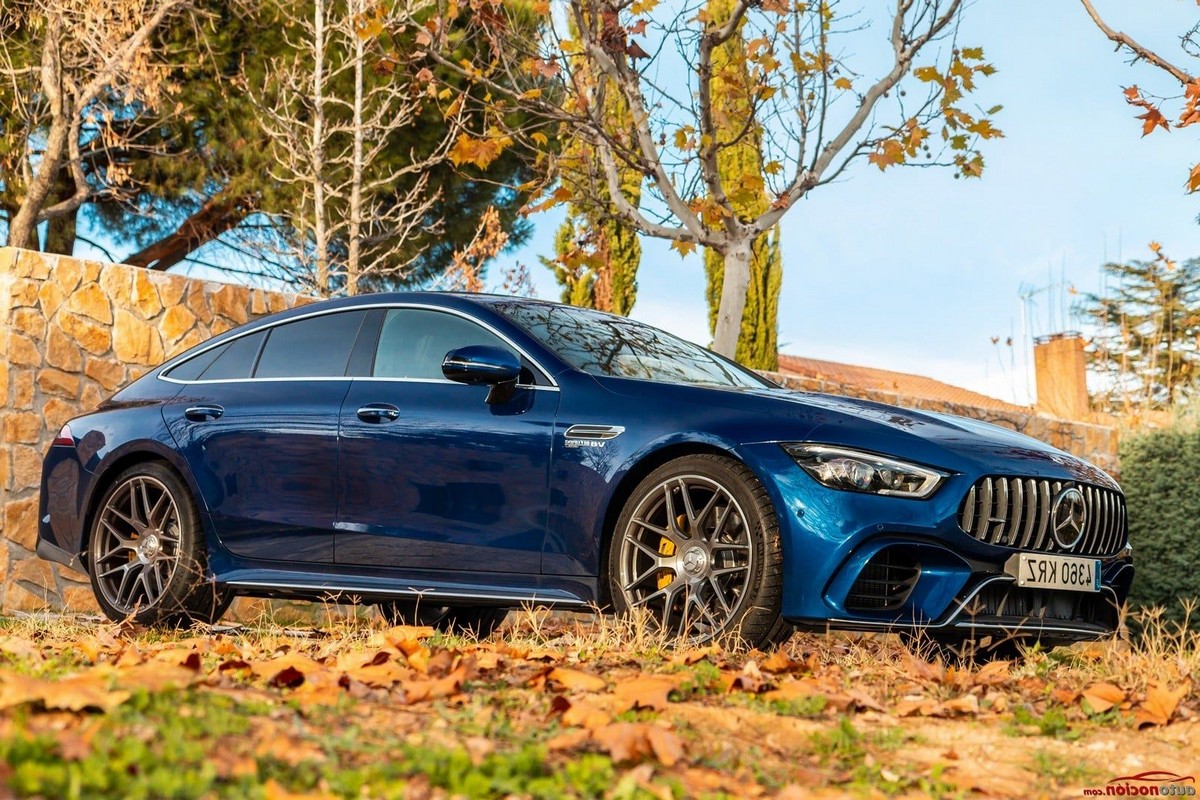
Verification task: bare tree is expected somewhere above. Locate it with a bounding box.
[247,0,462,296]
[428,0,1000,358]
[0,0,193,250]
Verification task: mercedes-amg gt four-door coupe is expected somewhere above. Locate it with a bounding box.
[37,294,1133,649]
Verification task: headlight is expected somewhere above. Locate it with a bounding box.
[783,444,948,499]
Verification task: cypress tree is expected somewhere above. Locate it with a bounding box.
[546,22,641,315]
[702,0,782,369]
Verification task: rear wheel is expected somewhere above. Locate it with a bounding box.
[88,461,232,626]
[608,454,787,648]
[378,600,508,638]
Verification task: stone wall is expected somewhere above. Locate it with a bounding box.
[762,371,1120,475]
[0,247,308,613]
[1,247,1121,615]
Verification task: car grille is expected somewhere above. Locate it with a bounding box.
[845,548,920,612]
[957,476,1126,557]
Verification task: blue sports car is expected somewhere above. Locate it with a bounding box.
[37,293,1133,649]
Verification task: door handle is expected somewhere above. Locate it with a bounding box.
[184,405,224,422]
[357,403,400,423]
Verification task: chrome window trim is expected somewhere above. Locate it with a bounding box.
[156,301,560,388]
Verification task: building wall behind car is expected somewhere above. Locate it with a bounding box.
[0,247,1119,615]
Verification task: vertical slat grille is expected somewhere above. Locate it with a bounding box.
[957,476,1126,556]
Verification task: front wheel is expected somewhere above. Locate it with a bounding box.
[88,461,232,626]
[608,454,790,648]
[378,600,508,638]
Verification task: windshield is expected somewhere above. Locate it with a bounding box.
[488,301,773,389]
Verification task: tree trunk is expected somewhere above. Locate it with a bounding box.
[711,237,753,359]
[8,18,68,250]
[346,0,365,297]
[124,193,254,270]
[43,206,77,255]
[311,0,330,295]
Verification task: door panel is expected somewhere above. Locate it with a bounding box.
[164,380,351,563]
[336,380,558,572]
[161,309,369,564]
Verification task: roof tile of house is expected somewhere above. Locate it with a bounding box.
[776,354,1030,414]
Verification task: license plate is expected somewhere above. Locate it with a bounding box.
[1005,553,1101,593]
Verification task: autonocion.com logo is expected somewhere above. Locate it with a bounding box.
[1083,772,1196,796]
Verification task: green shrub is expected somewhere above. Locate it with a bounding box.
[1118,425,1200,627]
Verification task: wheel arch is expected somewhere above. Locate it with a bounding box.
[79,444,197,569]
[595,439,762,609]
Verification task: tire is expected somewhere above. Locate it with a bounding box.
[607,454,785,649]
[87,461,232,626]
[379,600,508,638]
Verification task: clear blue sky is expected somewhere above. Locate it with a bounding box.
[501,0,1200,405]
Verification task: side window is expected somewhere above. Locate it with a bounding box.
[255,311,368,379]
[164,342,228,381]
[198,331,266,381]
[373,309,524,381]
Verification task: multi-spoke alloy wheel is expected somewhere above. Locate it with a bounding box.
[88,462,231,626]
[94,475,182,613]
[609,455,790,648]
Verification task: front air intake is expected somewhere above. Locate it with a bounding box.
[845,548,921,612]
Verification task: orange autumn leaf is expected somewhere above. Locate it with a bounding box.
[1137,107,1170,136]
[1135,682,1191,727]
[614,675,679,711]
[1081,682,1125,714]
[545,667,607,693]
[592,722,685,766]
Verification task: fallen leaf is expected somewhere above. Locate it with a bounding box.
[1081,682,1125,714]
[759,650,806,674]
[545,667,606,693]
[1136,681,1191,727]
[614,675,678,712]
[972,660,1011,686]
[250,654,324,688]
[546,728,590,751]
[557,697,613,730]
[593,722,685,766]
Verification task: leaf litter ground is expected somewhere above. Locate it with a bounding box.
[0,607,1195,799]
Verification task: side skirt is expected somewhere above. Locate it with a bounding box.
[216,563,597,609]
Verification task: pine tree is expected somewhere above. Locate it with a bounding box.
[701,0,782,370]
[1079,244,1200,410]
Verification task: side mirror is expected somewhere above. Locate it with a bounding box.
[442,345,522,404]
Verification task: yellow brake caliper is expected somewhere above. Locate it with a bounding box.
[657,536,676,589]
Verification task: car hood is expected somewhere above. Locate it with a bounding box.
[593,376,1118,490]
[748,387,1118,489]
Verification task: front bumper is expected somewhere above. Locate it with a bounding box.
[745,444,1133,641]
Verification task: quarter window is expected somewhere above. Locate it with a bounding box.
[255,311,368,379]
[164,342,228,381]
[373,309,523,381]
[197,331,265,380]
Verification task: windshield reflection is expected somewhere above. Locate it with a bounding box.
[489,301,772,389]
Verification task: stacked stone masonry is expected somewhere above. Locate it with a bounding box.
[1,248,1120,614]
[0,247,310,614]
